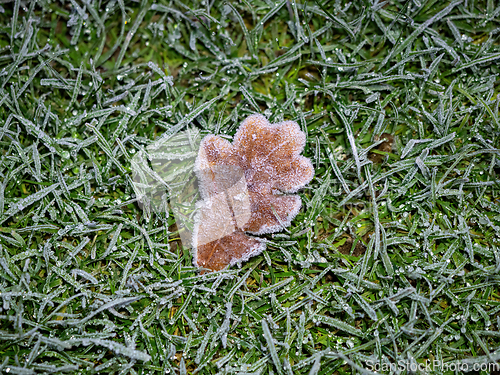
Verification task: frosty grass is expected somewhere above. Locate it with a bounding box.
[1,1,500,374]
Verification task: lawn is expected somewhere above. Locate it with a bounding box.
[1,0,500,374]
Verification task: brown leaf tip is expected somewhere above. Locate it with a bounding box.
[192,114,314,271]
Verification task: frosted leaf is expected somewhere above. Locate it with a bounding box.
[193,114,314,271]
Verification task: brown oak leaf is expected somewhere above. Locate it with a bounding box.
[192,114,314,271]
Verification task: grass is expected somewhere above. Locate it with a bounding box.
[1,0,500,374]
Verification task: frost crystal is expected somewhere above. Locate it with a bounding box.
[193,114,314,271]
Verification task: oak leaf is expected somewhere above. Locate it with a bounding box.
[193,114,314,271]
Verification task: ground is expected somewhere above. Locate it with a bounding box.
[1,0,500,374]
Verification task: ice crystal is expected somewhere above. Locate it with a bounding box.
[193,114,314,271]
